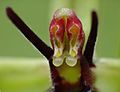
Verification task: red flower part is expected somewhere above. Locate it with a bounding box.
[50,18,65,49]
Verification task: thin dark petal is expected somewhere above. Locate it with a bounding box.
[6,7,53,60]
[84,11,98,67]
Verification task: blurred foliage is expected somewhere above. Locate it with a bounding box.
[0,58,120,92]
[96,0,120,58]
[0,0,50,57]
[95,58,120,92]
[0,58,51,92]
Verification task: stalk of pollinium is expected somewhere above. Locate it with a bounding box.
[6,7,98,92]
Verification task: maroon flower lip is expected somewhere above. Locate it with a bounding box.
[6,7,98,92]
[50,8,85,49]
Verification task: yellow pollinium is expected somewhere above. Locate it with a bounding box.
[52,57,64,67]
[54,48,62,57]
[52,23,80,67]
[53,44,64,67]
[69,48,77,57]
[66,56,78,67]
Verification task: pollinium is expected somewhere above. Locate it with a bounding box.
[6,7,98,92]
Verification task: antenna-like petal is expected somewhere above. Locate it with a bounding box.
[6,7,53,60]
[84,11,98,67]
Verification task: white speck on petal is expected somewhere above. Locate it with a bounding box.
[54,8,74,18]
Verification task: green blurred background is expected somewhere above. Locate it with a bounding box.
[0,0,120,92]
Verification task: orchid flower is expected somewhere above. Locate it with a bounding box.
[6,7,98,92]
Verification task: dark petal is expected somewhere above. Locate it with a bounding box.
[6,7,53,60]
[84,11,98,67]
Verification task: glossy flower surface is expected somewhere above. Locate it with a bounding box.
[49,8,85,67]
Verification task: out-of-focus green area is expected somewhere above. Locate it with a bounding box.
[0,58,51,92]
[0,0,120,92]
[96,0,120,58]
[0,0,50,57]
[0,58,120,92]
[95,58,120,92]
